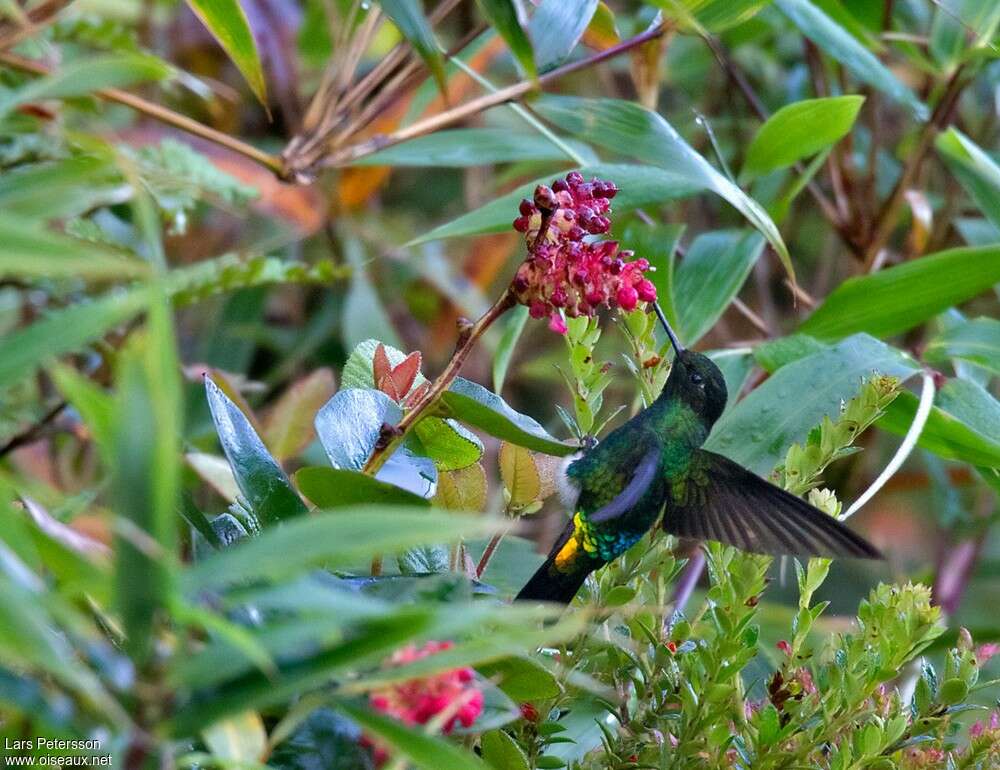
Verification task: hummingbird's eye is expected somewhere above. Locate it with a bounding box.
[690,372,704,386]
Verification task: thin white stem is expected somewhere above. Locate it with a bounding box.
[842,371,935,520]
[446,54,587,166]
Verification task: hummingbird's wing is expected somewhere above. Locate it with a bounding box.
[662,450,882,559]
[587,446,661,523]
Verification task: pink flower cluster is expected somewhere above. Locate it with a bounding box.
[511,172,656,333]
[368,639,483,734]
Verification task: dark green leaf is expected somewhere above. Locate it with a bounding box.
[879,378,1000,469]
[477,655,561,701]
[925,317,1000,374]
[707,334,918,475]
[205,377,308,525]
[0,53,171,117]
[475,0,535,79]
[775,0,927,120]
[482,728,531,770]
[799,246,1000,340]
[111,290,180,665]
[440,378,575,456]
[742,96,864,178]
[183,507,498,591]
[0,214,148,280]
[295,467,430,508]
[533,96,793,281]
[0,156,122,219]
[493,305,529,393]
[618,221,685,329]
[674,230,765,345]
[353,128,594,167]
[186,0,267,105]
[936,128,1000,231]
[380,0,447,94]
[528,0,598,72]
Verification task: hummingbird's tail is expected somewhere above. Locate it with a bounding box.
[514,524,602,604]
[515,558,593,604]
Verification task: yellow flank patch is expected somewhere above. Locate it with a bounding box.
[554,536,579,569]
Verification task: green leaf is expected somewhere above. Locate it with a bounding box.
[493,304,529,393]
[674,230,765,345]
[380,0,447,95]
[342,237,402,350]
[754,334,828,372]
[477,655,561,701]
[0,254,346,391]
[775,0,927,120]
[0,156,123,219]
[439,378,575,456]
[410,163,701,243]
[476,0,536,79]
[742,96,864,178]
[936,128,1000,231]
[655,0,774,32]
[0,214,148,281]
[707,334,918,475]
[186,0,267,106]
[930,0,1000,69]
[337,699,488,770]
[879,379,1000,469]
[925,317,1000,374]
[314,388,438,497]
[482,728,531,770]
[294,467,430,508]
[619,221,685,329]
[353,128,594,167]
[528,0,598,72]
[533,96,793,282]
[205,377,308,525]
[799,245,1000,340]
[50,364,116,468]
[0,53,170,116]
[183,507,499,591]
[111,288,180,666]
[412,416,484,471]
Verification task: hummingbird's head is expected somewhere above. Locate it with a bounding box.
[650,301,728,425]
[669,350,728,426]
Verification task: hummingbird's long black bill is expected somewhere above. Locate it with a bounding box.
[652,301,684,357]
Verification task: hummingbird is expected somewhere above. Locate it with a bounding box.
[515,305,881,604]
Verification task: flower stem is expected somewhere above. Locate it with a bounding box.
[476,531,505,579]
[362,288,516,477]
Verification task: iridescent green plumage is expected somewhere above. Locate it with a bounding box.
[516,311,881,605]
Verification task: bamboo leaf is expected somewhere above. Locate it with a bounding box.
[380,0,447,94]
[799,246,1000,340]
[186,0,268,106]
[476,0,536,79]
[775,0,927,120]
[742,96,864,178]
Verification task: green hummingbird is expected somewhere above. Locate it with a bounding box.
[516,305,881,604]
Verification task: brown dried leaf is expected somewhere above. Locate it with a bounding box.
[263,368,337,460]
[499,441,541,508]
[434,463,488,512]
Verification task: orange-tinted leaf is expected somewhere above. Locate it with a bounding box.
[390,351,422,398]
[263,368,337,460]
[373,343,393,387]
[582,2,619,50]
